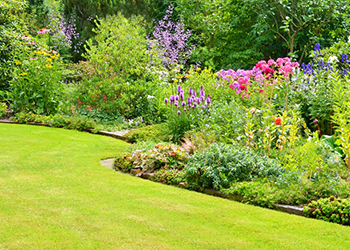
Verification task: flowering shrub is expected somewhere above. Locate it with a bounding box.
[10,31,63,115]
[164,84,211,142]
[116,144,189,174]
[150,4,195,69]
[217,57,300,110]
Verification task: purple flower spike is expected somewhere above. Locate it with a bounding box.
[177,85,182,93]
[174,101,178,106]
[193,90,196,97]
[206,95,211,104]
[164,98,168,104]
[189,87,193,95]
[184,108,187,111]
[180,93,184,101]
[177,110,181,115]
[187,97,192,105]
[175,95,179,101]
[170,95,175,103]
[182,101,186,106]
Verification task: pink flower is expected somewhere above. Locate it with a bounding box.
[30,58,37,60]
[316,167,322,171]
[259,89,263,93]
[21,35,31,40]
[249,108,256,114]
[268,59,276,66]
[27,41,35,45]
[37,28,50,34]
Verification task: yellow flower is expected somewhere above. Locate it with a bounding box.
[174,79,179,83]
[45,64,52,69]
[196,67,201,72]
[19,72,27,76]
[184,74,189,78]
[204,69,210,73]
[214,73,219,77]
[47,58,52,62]
[188,70,193,74]
[177,75,182,78]
[15,61,21,65]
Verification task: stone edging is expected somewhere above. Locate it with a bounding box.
[0,119,129,141]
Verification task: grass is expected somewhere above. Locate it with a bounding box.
[1,123,350,249]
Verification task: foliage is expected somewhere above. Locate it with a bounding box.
[10,44,63,115]
[331,73,350,168]
[223,175,350,208]
[12,111,97,131]
[124,124,168,143]
[0,0,27,90]
[0,103,7,118]
[125,143,189,173]
[304,197,350,225]
[185,143,285,190]
[149,168,186,186]
[245,0,349,63]
[114,152,134,173]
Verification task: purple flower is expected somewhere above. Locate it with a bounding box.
[182,101,186,106]
[313,119,318,124]
[177,110,181,115]
[314,43,321,56]
[175,95,179,101]
[177,85,182,93]
[174,101,178,106]
[164,98,168,104]
[189,87,193,95]
[206,95,211,104]
[342,53,349,64]
[170,95,175,103]
[180,93,184,101]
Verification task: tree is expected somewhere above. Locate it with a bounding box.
[245,0,350,63]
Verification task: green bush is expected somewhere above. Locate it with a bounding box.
[114,152,134,173]
[12,112,97,131]
[75,13,165,120]
[185,143,285,190]
[124,124,168,143]
[149,169,186,185]
[0,103,7,118]
[0,0,27,90]
[304,197,350,225]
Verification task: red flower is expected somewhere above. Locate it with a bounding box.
[171,152,176,156]
[275,117,282,126]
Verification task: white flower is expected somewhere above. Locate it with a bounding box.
[328,56,339,63]
[348,36,350,43]
[147,95,155,99]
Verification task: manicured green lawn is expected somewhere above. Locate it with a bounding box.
[0,123,350,249]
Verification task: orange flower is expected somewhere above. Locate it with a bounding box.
[275,117,282,126]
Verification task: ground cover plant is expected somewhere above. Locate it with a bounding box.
[3,124,350,249]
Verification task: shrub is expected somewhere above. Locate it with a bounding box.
[185,143,284,190]
[114,152,134,173]
[149,169,186,185]
[0,103,7,118]
[304,197,350,225]
[124,124,168,143]
[0,0,27,90]
[127,143,188,173]
[12,112,96,131]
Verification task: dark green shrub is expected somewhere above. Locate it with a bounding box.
[185,143,285,190]
[124,124,168,143]
[304,197,350,225]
